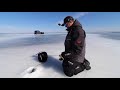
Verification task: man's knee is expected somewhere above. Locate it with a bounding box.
[63,67,74,77]
[62,60,85,77]
[74,64,85,75]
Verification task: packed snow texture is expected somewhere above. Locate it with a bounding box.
[0,33,120,78]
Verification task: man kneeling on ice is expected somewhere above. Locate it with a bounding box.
[59,16,91,77]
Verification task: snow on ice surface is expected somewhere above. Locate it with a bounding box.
[0,33,120,78]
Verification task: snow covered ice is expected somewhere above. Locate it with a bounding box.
[0,32,120,78]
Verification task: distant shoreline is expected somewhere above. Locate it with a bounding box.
[0,32,67,34]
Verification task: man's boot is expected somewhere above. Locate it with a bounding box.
[83,59,91,70]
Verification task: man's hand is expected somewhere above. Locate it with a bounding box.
[59,52,71,61]
[59,54,64,61]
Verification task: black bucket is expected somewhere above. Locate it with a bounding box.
[38,52,48,62]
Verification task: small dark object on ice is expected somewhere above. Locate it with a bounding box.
[38,52,48,62]
[30,68,36,73]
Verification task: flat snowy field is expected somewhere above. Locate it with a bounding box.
[0,33,120,78]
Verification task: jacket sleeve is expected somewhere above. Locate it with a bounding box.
[71,28,86,54]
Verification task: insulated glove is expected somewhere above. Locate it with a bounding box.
[59,52,71,61]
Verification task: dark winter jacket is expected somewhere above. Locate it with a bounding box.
[64,19,86,63]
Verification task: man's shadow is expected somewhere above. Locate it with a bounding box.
[32,55,64,75]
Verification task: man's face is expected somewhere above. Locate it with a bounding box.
[65,20,74,28]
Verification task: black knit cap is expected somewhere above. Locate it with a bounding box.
[63,16,74,25]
